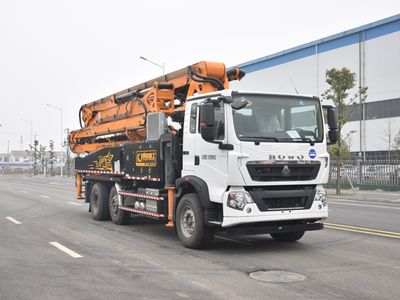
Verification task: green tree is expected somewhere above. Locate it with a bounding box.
[49,140,55,176]
[330,137,350,161]
[39,145,47,174]
[322,68,368,195]
[29,140,39,175]
[394,130,400,148]
[65,128,71,177]
[394,131,400,158]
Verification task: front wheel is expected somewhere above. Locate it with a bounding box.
[270,231,305,242]
[176,193,215,249]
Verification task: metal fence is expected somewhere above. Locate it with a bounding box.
[330,159,400,188]
[0,160,75,177]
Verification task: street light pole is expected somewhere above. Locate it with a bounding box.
[21,118,33,147]
[46,104,63,177]
[140,56,165,75]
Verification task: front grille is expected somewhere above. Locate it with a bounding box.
[246,185,316,212]
[263,197,306,210]
[247,161,320,181]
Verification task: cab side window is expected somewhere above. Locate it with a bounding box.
[214,102,225,140]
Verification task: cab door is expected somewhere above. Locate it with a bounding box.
[182,102,198,175]
[193,101,228,203]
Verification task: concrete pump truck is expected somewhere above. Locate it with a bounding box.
[70,61,338,249]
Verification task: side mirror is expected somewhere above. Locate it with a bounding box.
[327,107,338,130]
[199,103,215,141]
[231,97,249,110]
[328,130,338,144]
[327,107,338,144]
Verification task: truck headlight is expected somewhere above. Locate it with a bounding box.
[227,191,254,210]
[315,188,327,207]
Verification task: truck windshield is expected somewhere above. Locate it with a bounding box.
[232,94,323,143]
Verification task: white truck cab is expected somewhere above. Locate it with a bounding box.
[178,89,338,239]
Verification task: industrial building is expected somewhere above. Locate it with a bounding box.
[234,14,400,160]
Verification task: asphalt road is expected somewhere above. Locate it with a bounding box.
[1,175,399,300]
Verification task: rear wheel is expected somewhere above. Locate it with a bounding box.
[270,231,305,242]
[90,183,110,221]
[176,193,215,249]
[109,186,129,225]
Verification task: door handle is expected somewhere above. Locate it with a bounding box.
[194,155,200,165]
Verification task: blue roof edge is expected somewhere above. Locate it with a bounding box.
[236,13,400,70]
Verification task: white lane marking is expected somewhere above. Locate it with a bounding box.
[20,190,28,194]
[215,235,252,245]
[191,281,212,290]
[40,195,50,199]
[175,292,190,298]
[68,201,82,206]
[2,180,72,191]
[6,216,22,224]
[49,242,83,258]
[329,201,400,210]
[49,182,64,186]
[332,198,400,206]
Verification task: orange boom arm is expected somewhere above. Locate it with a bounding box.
[69,61,245,154]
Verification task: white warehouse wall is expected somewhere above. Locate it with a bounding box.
[234,15,400,155]
[316,43,360,99]
[364,31,400,101]
[232,55,318,96]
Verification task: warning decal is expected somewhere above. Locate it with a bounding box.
[136,150,157,167]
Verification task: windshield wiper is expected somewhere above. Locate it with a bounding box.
[301,137,315,146]
[281,137,315,146]
[240,136,280,143]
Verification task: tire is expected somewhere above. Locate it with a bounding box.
[109,186,129,225]
[270,231,305,242]
[90,183,111,221]
[176,193,215,249]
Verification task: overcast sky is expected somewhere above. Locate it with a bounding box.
[0,0,399,153]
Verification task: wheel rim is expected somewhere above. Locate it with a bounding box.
[92,193,99,212]
[181,206,195,238]
[110,194,118,216]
